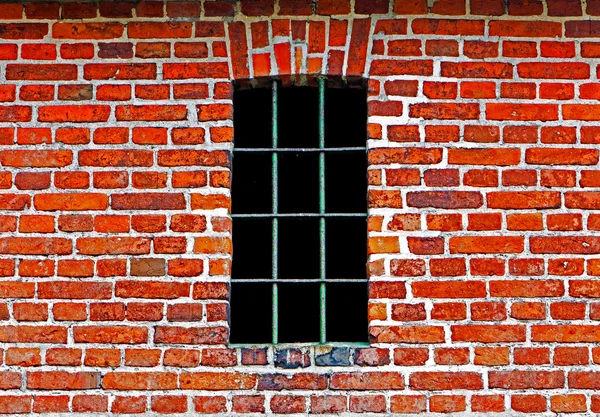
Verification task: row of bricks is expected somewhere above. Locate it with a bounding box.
[324,346,600,367]
[3,0,600,19]
[0,63,228,80]
[0,324,227,344]
[0,83,232,102]
[374,39,600,59]
[374,255,600,276]
[0,258,228,277]
[369,101,600,121]
[0,236,230,255]
[0,103,231,122]
[373,213,600,232]
[370,61,600,80]
[4,344,600,367]
[0,171,229,190]
[0,127,231,145]
[0,392,598,414]
[7,20,600,41]
[0,1,374,20]
[0,149,230,167]
[298,18,600,40]
[369,256,600,276]
[4,345,600,368]
[0,392,594,415]
[0,280,228,300]
[374,80,600,101]
[373,257,600,276]
[0,301,226,323]
[2,0,490,20]
[0,22,227,40]
[377,301,600,322]
[0,41,226,61]
[0,193,231,211]
[378,124,600,143]
[370,323,600,343]
[373,169,600,188]
[0,214,223,233]
[370,278,598,299]
[368,148,598,166]
[0,369,599,390]
[370,235,600,254]
[369,190,600,210]
[0,346,243,367]
[7,21,225,40]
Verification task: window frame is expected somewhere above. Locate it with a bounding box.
[229,77,369,346]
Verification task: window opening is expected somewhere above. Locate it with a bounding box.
[230,78,368,345]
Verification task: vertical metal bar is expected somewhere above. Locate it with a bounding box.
[318,78,326,344]
[272,80,279,345]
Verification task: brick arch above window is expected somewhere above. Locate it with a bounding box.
[226,18,372,80]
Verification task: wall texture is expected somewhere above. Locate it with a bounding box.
[1,0,600,414]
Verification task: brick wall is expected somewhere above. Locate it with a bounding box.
[0,0,600,414]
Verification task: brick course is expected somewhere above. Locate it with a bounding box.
[0,0,600,414]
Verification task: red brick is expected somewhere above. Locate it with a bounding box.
[193,396,227,413]
[511,302,547,320]
[452,325,526,342]
[490,20,561,37]
[512,394,547,412]
[487,103,558,121]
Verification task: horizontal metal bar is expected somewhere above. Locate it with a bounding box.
[234,147,366,153]
[232,213,368,218]
[232,278,368,283]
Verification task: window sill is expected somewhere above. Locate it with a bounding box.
[229,343,372,368]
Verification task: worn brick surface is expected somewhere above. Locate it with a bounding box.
[0,0,599,415]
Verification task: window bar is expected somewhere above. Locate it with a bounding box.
[234,278,368,283]
[318,78,327,344]
[234,147,365,153]
[232,213,367,218]
[271,80,279,345]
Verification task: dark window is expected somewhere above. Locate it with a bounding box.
[230,79,368,344]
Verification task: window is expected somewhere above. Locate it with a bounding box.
[230,78,367,345]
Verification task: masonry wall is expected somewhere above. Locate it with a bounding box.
[1,0,600,414]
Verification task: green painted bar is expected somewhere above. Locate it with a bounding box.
[231,213,367,218]
[318,78,327,344]
[234,278,367,283]
[234,147,365,152]
[271,80,279,345]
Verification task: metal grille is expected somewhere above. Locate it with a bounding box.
[231,78,367,345]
